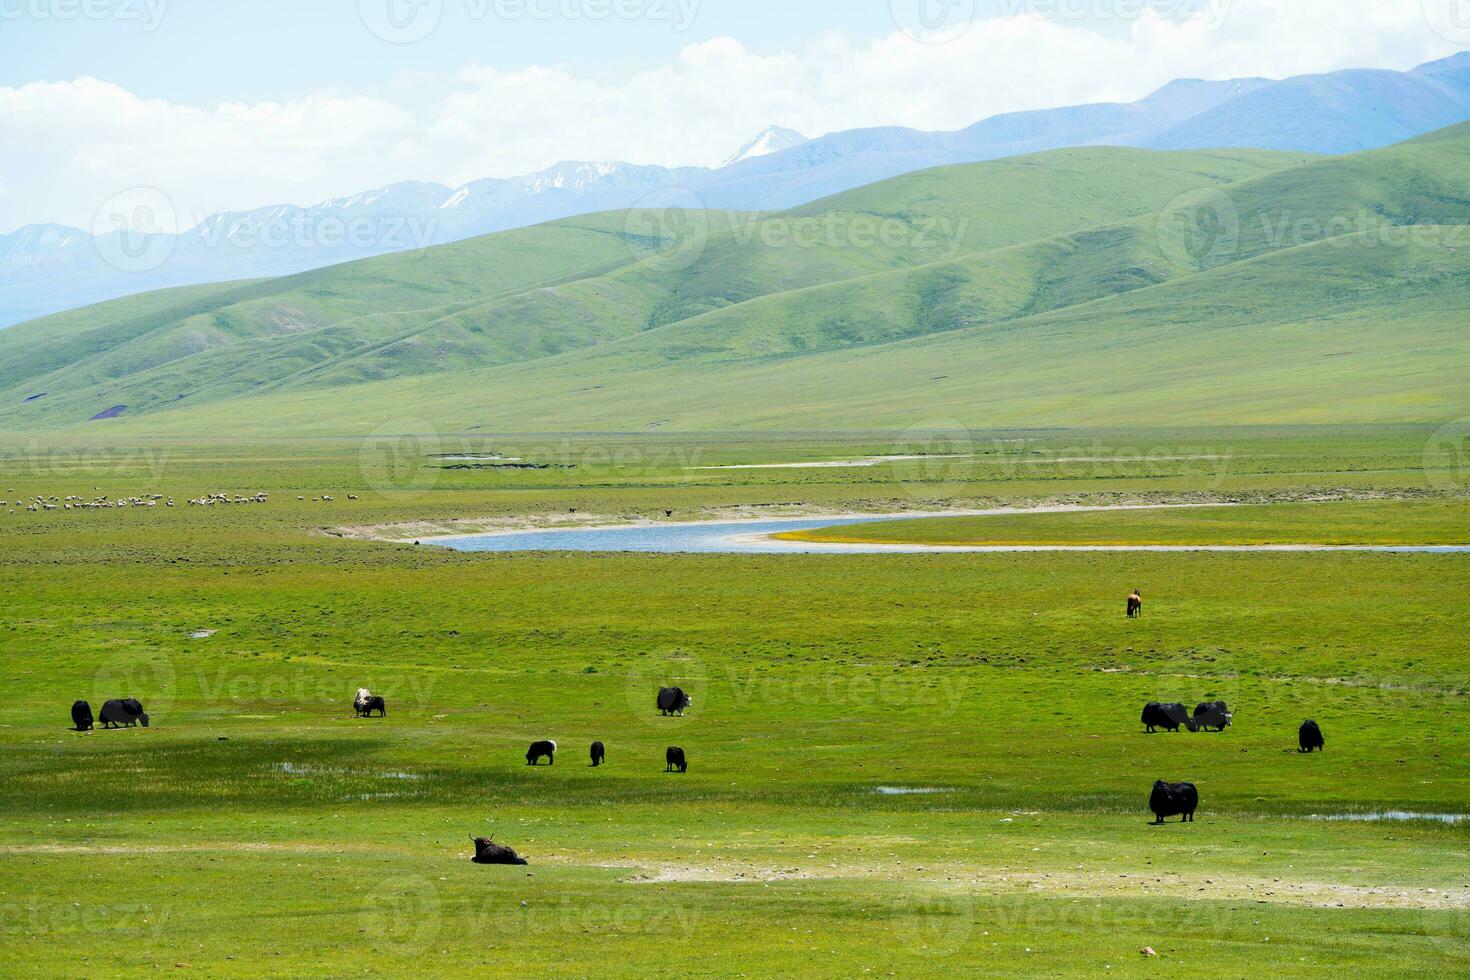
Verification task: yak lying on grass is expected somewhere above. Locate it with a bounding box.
[658,687,691,716]
[590,741,605,767]
[665,746,687,773]
[71,700,93,731]
[470,836,528,866]
[1149,780,1199,824]
[1299,720,1325,752]
[526,740,557,765]
[99,698,148,729]
[1141,702,1196,733]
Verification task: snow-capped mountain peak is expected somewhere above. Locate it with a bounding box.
[721,126,809,168]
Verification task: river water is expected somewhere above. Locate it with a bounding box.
[429,514,1470,555]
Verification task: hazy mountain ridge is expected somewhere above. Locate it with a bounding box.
[3,53,1468,329]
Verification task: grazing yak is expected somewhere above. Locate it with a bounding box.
[665,746,688,773]
[657,687,692,716]
[1299,720,1325,753]
[1149,780,1199,824]
[356,695,386,718]
[590,741,605,767]
[526,740,557,766]
[470,836,529,866]
[99,698,148,729]
[1141,702,1197,733]
[353,688,387,718]
[1192,701,1232,732]
[71,700,94,731]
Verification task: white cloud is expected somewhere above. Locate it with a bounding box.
[0,78,417,232]
[0,0,1459,231]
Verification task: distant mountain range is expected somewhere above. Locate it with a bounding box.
[6,119,1468,435]
[3,52,1468,329]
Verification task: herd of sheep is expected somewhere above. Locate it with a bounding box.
[0,490,280,513]
[1,489,368,515]
[3,492,171,512]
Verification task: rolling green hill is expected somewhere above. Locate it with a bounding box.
[93,232,1470,433]
[2,126,1468,435]
[0,148,1308,430]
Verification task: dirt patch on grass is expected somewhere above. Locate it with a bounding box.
[1003,869,1470,911]
[335,512,624,543]
[563,857,1469,910]
[5,844,1463,911]
[336,506,907,544]
[0,842,382,857]
[1096,666,1468,697]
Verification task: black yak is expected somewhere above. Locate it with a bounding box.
[590,741,605,767]
[99,698,148,729]
[657,687,691,716]
[1149,780,1198,824]
[1141,702,1196,733]
[526,740,557,766]
[71,700,94,732]
[1192,701,1231,732]
[353,688,386,717]
[665,746,687,773]
[470,836,528,866]
[1299,720,1324,753]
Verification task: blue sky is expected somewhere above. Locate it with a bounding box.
[0,0,1461,231]
[7,2,1168,99]
[3,1,906,100]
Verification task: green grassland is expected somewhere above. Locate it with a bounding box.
[3,121,1468,976]
[780,499,1470,547]
[1,428,1467,976]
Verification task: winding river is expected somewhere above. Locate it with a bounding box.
[428,510,1470,555]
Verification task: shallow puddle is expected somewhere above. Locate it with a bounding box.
[873,786,954,796]
[1309,811,1467,824]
